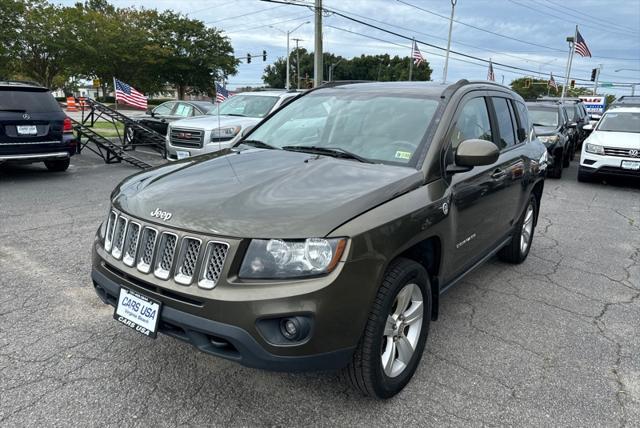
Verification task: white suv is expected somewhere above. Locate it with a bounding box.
[578,107,640,182]
[166,91,298,160]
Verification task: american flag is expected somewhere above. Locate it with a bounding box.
[114,78,147,110]
[487,60,495,81]
[548,72,558,90]
[215,82,230,103]
[575,29,592,58]
[412,40,425,66]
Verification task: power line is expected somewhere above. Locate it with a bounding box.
[224,13,313,34]
[538,0,640,34]
[204,4,286,25]
[186,1,240,16]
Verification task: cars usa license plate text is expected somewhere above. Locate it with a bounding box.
[17,125,37,135]
[621,160,640,170]
[176,150,190,160]
[114,288,161,338]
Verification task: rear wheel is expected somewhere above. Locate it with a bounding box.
[563,145,572,167]
[498,194,537,264]
[343,258,431,399]
[548,151,563,178]
[44,158,70,172]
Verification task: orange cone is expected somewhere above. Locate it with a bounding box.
[66,97,77,112]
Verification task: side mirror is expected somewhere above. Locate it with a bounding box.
[455,139,500,167]
[568,122,577,128]
[583,123,593,131]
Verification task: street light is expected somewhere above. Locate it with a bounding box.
[270,21,310,90]
[328,59,343,82]
[614,68,640,73]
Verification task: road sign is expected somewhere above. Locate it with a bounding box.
[600,82,613,87]
[92,79,101,88]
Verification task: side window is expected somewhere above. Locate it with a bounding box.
[450,97,493,150]
[174,103,194,117]
[515,101,530,142]
[153,102,175,115]
[492,97,516,149]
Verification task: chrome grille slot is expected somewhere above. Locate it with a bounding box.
[174,237,202,285]
[111,216,128,259]
[604,146,638,158]
[154,232,178,280]
[122,222,141,267]
[104,211,117,252]
[137,228,157,273]
[198,241,229,289]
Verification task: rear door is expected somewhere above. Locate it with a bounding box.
[0,88,65,151]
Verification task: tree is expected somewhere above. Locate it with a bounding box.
[0,0,25,78]
[263,50,432,88]
[510,77,558,100]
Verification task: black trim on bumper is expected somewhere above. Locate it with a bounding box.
[91,268,355,372]
[580,165,640,179]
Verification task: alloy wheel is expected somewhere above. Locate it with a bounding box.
[381,283,424,378]
[520,203,534,255]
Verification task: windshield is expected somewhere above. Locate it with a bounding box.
[210,94,279,118]
[245,89,440,165]
[597,112,640,133]
[529,109,559,127]
[0,88,61,112]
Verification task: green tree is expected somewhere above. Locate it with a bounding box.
[510,77,558,100]
[263,50,432,88]
[0,0,25,78]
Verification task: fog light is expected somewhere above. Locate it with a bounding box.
[280,318,300,340]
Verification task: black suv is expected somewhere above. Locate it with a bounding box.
[527,102,572,178]
[0,81,76,171]
[91,80,547,398]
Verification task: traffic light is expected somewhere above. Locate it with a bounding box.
[524,78,531,88]
[590,68,597,81]
[262,50,267,61]
[570,79,576,88]
[247,53,251,64]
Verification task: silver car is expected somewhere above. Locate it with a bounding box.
[166,91,298,160]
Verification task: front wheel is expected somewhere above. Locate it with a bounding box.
[498,194,537,264]
[343,258,431,399]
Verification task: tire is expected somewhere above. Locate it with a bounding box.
[563,145,572,167]
[577,167,595,183]
[124,126,136,150]
[343,258,432,399]
[548,151,563,178]
[44,158,70,172]
[569,142,576,161]
[498,194,537,264]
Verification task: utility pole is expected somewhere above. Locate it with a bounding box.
[293,38,303,89]
[593,64,602,95]
[408,37,414,81]
[561,26,577,101]
[314,0,323,87]
[270,22,309,90]
[442,0,457,83]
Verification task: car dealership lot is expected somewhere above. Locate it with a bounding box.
[0,155,638,426]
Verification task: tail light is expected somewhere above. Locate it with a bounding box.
[63,117,73,133]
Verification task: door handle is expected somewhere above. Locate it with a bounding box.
[491,168,506,179]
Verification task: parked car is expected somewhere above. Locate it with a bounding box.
[124,100,214,144]
[0,80,76,171]
[165,91,299,160]
[527,102,572,178]
[610,95,640,109]
[91,80,546,399]
[538,97,590,146]
[578,106,640,182]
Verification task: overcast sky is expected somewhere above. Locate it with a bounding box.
[60,0,640,95]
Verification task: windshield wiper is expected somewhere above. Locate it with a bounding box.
[532,123,549,127]
[239,139,279,150]
[0,108,27,113]
[282,145,374,163]
[225,113,246,117]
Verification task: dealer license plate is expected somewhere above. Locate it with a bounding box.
[176,150,190,160]
[17,125,37,135]
[114,288,161,338]
[621,160,640,171]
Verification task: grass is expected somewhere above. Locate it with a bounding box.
[82,120,125,138]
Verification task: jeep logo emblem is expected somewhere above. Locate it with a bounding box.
[629,149,639,158]
[150,208,172,221]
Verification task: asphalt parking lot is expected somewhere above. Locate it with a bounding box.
[1,152,638,426]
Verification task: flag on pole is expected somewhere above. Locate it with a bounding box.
[575,29,592,58]
[215,82,230,103]
[412,40,425,66]
[548,72,558,90]
[114,78,147,110]
[487,60,495,81]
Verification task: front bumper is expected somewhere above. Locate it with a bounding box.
[166,133,238,160]
[580,154,640,178]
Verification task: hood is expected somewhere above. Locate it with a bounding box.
[169,114,261,131]
[586,130,640,149]
[533,126,559,136]
[112,149,423,238]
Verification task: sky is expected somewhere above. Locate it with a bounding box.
[59,0,640,96]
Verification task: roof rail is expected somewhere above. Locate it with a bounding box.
[440,79,469,99]
[0,79,43,87]
[319,80,373,88]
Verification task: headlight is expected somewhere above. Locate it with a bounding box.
[239,238,347,279]
[210,126,240,142]
[538,135,559,144]
[585,143,604,155]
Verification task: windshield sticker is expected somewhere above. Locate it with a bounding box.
[395,151,412,160]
